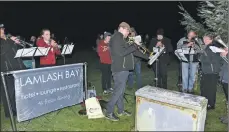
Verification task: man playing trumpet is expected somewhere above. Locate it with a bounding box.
[149,28,173,89]
[176,30,200,93]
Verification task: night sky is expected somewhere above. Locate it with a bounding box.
[1,1,199,50]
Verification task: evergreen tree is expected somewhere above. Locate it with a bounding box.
[178,1,228,42]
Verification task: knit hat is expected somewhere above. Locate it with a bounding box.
[104,31,112,39]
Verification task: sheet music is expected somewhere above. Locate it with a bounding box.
[209,46,225,53]
[148,47,165,65]
[134,35,142,43]
[14,47,37,58]
[180,48,196,54]
[35,47,51,56]
[14,49,23,58]
[174,50,188,62]
[61,45,74,55]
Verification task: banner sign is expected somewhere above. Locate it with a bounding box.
[13,63,84,122]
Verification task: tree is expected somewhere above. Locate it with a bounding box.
[178,1,228,42]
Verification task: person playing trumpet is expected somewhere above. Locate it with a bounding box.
[36,29,61,67]
[149,28,173,89]
[0,24,27,118]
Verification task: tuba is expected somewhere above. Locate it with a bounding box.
[214,35,228,63]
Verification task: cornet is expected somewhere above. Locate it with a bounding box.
[214,35,228,63]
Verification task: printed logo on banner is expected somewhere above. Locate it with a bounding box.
[13,63,85,122]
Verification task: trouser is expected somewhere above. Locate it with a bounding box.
[128,61,142,89]
[152,60,168,89]
[181,62,198,91]
[222,82,228,101]
[100,63,112,91]
[200,73,218,107]
[0,75,17,118]
[106,71,129,114]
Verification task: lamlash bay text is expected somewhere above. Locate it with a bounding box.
[19,69,80,87]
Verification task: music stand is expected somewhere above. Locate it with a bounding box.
[14,47,38,69]
[61,43,74,64]
[148,47,165,87]
[34,47,51,57]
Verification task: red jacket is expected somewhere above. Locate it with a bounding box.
[36,38,61,65]
[97,40,112,64]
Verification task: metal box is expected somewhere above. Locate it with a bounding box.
[135,85,208,131]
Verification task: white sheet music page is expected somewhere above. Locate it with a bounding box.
[35,47,51,56]
[61,45,74,55]
[22,47,37,57]
[175,50,188,62]
[14,49,24,58]
[209,46,225,53]
[134,35,142,43]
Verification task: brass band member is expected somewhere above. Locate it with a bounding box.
[149,28,173,89]
[127,27,143,89]
[0,24,27,118]
[176,30,199,93]
[105,22,148,121]
[199,33,228,110]
[36,29,61,67]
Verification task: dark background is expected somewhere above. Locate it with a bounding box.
[0,1,199,50]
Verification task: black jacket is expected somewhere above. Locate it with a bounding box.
[148,37,173,64]
[0,38,26,72]
[199,44,224,74]
[109,32,148,72]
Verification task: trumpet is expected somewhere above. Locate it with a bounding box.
[214,35,228,63]
[127,37,152,55]
[6,34,33,47]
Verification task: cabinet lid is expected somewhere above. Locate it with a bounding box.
[135,85,208,110]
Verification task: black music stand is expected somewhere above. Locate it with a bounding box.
[14,47,37,69]
[61,43,74,65]
[175,49,189,92]
[148,47,165,87]
[34,47,51,58]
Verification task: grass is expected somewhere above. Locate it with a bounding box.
[1,51,228,131]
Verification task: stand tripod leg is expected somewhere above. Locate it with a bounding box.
[124,93,129,103]
[155,59,158,87]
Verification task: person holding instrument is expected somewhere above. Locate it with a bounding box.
[127,27,143,89]
[0,24,27,118]
[199,33,227,110]
[36,29,61,67]
[149,28,173,89]
[105,22,149,121]
[176,30,200,93]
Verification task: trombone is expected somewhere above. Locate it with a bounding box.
[214,35,228,63]
[127,37,153,55]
